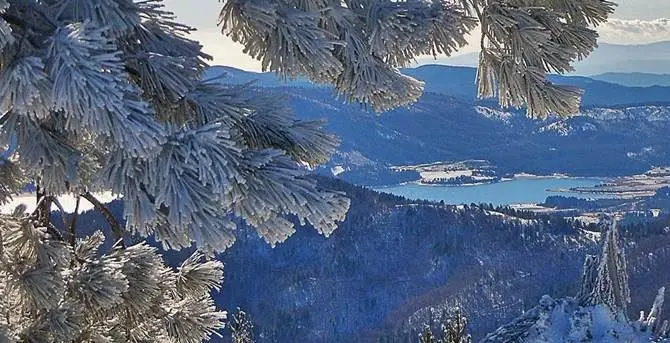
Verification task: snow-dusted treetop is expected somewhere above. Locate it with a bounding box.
[0,0,350,254]
[483,223,670,343]
[220,0,616,117]
[579,220,631,316]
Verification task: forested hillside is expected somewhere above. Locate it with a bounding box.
[54,176,670,342]
[88,176,654,341]
[218,178,670,342]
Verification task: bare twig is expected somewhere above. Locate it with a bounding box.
[32,194,46,217]
[28,187,66,241]
[49,196,70,228]
[69,196,80,247]
[35,184,41,210]
[45,222,64,241]
[80,192,125,248]
[0,110,11,127]
[30,194,68,229]
[34,185,52,227]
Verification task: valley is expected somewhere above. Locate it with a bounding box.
[202,64,670,341]
[213,178,670,342]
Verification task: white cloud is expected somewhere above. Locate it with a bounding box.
[597,18,670,44]
[190,30,261,71]
[195,18,670,70]
[164,0,670,69]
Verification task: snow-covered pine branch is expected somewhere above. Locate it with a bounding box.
[219,0,615,117]
[0,1,352,339]
[0,0,350,253]
[0,215,226,342]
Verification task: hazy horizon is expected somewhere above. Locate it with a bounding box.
[164,0,670,72]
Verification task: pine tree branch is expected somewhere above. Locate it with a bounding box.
[0,110,10,127]
[34,185,52,226]
[80,192,125,248]
[69,196,80,247]
[11,0,59,29]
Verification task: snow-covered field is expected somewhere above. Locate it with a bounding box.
[418,169,471,181]
[392,160,498,184]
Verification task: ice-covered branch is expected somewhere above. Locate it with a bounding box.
[220,0,615,116]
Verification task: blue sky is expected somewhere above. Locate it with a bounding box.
[163,0,670,70]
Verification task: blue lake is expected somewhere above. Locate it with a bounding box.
[373,177,608,205]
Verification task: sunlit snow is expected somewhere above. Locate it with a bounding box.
[0,192,120,214]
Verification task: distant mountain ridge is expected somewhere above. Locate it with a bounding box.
[315,90,670,181]
[209,64,670,109]
[419,41,670,76]
[209,65,670,184]
[403,65,670,108]
[205,65,319,88]
[591,72,670,87]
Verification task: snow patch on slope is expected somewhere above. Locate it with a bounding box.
[583,106,670,122]
[482,297,653,343]
[476,106,516,124]
[538,120,598,136]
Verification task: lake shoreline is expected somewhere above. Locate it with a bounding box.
[373,168,670,206]
[372,176,611,206]
[371,162,670,205]
[378,173,611,189]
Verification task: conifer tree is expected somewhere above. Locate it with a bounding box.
[580,222,631,316]
[0,214,226,341]
[230,308,255,343]
[418,308,471,343]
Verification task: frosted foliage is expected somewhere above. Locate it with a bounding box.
[484,222,670,343]
[0,57,51,118]
[219,0,615,117]
[0,158,24,205]
[3,114,81,194]
[0,0,350,253]
[581,223,631,315]
[637,287,668,337]
[231,151,349,246]
[648,288,665,334]
[45,22,165,158]
[0,215,226,342]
